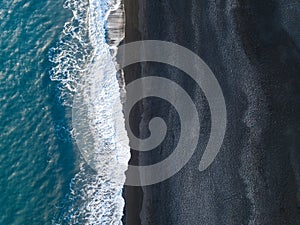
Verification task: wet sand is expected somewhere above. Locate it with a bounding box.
[122,0,143,224]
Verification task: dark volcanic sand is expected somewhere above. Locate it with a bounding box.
[123,0,300,224]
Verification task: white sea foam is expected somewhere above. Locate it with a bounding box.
[50,0,130,224]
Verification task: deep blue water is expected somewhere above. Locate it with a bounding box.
[0,0,77,224]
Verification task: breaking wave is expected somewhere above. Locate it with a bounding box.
[49,0,130,224]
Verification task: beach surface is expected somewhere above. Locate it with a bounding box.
[123,0,300,224]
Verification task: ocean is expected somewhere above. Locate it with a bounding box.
[0,0,129,224]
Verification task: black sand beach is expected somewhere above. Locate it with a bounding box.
[123,0,300,224]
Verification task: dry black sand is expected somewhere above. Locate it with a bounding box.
[122,0,300,224]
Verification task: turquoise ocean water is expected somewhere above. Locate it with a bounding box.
[0,0,128,224]
[0,0,74,223]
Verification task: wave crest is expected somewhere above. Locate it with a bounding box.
[50,0,130,224]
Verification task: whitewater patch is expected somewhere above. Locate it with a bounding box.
[49,0,130,224]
